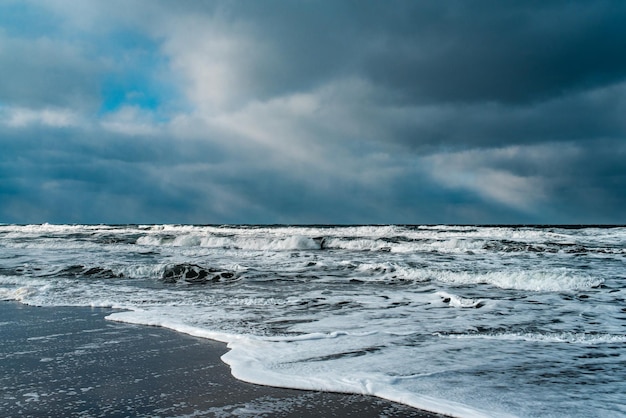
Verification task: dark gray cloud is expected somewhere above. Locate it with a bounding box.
[358,1,626,105]
[0,118,522,224]
[384,81,626,151]
[0,33,102,109]
[156,0,626,105]
[0,121,235,223]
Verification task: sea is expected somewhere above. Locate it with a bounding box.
[1,224,624,417]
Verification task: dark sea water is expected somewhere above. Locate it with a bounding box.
[1,224,625,417]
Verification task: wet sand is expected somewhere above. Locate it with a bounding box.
[0,302,446,417]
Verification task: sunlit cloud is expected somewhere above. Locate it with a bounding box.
[100,106,161,136]
[1,106,82,128]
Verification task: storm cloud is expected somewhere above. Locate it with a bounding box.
[1,0,625,224]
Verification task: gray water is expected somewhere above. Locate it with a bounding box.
[1,224,624,417]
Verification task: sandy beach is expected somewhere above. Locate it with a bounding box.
[0,302,445,417]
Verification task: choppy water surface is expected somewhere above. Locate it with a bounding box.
[1,224,625,417]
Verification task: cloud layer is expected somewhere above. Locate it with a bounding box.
[1,1,625,224]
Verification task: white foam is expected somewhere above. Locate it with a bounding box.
[424,268,603,291]
[0,286,38,301]
[136,235,162,246]
[345,264,603,291]
[436,291,485,308]
[106,309,496,418]
[137,232,321,251]
[444,332,626,345]
[8,224,619,257]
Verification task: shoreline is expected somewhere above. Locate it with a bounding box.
[0,301,447,417]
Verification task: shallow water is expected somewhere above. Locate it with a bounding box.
[1,224,625,417]
[0,303,430,418]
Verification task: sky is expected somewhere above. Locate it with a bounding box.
[1,0,625,224]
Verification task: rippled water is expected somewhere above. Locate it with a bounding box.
[1,224,625,417]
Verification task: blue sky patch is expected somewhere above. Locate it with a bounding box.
[97,30,178,118]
